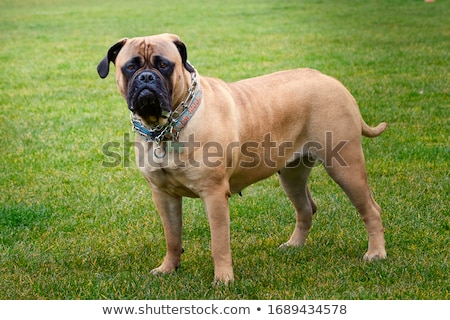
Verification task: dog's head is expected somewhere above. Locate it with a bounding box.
[97,33,195,125]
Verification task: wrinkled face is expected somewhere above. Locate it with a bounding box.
[97,34,194,126]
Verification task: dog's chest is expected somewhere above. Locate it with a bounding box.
[144,167,199,198]
[138,145,200,197]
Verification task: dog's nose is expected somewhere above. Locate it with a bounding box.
[138,72,155,83]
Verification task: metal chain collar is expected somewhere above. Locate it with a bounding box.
[130,70,201,145]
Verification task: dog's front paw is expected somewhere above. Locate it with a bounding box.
[213,275,234,286]
[150,267,171,276]
[213,268,234,286]
[150,260,180,276]
[279,241,305,248]
[363,250,387,261]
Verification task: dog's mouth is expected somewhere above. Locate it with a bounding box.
[129,87,171,125]
[136,89,162,116]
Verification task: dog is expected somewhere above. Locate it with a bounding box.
[97,33,387,284]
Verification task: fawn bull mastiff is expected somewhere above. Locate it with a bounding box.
[97,33,387,284]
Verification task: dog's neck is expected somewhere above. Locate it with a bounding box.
[130,70,202,145]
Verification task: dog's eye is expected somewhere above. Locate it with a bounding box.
[159,62,168,69]
[127,64,136,71]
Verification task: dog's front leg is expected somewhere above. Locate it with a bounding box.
[201,188,234,284]
[150,188,183,275]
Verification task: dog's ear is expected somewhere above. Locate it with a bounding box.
[97,38,128,79]
[173,40,195,73]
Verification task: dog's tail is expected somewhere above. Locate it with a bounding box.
[361,121,387,138]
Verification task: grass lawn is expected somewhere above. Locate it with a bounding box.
[0,0,448,299]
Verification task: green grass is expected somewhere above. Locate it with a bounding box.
[0,0,448,299]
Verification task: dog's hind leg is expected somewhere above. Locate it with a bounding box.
[279,156,317,247]
[322,140,386,261]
